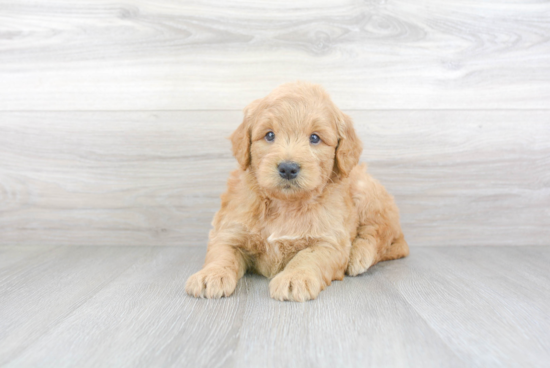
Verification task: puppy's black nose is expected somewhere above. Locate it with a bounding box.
[278,161,300,180]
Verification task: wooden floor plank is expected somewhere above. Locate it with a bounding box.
[383,246,550,367]
[1,246,548,367]
[0,246,151,365]
[6,246,248,368]
[233,272,464,368]
[0,245,59,270]
[0,0,549,110]
[1,110,548,247]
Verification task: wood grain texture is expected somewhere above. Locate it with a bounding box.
[1,246,549,367]
[0,246,151,365]
[0,245,58,269]
[383,247,550,367]
[1,0,549,110]
[1,110,548,247]
[232,271,464,368]
[3,246,248,368]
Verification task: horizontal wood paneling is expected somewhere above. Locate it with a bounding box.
[1,0,549,110]
[1,110,548,246]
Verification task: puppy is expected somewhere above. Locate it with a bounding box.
[186,81,409,302]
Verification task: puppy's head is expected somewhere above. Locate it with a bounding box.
[230,81,362,200]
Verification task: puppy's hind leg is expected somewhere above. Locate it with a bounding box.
[346,228,378,277]
[378,234,409,262]
[346,226,409,276]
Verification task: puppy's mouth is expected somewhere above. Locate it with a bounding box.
[279,180,301,191]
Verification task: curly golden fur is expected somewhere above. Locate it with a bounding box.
[186,81,409,302]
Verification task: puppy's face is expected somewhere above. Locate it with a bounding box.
[231,82,362,200]
[249,103,338,198]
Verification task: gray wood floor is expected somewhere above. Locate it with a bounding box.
[0,245,548,368]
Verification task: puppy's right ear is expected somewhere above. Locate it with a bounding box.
[230,99,261,170]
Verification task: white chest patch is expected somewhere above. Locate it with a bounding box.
[267,234,302,243]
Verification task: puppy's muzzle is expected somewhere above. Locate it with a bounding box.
[278,161,300,180]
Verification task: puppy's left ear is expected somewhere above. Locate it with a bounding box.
[334,113,362,178]
[230,99,261,170]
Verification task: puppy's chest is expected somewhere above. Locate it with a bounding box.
[250,232,310,278]
[245,211,330,277]
[261,210,323,244]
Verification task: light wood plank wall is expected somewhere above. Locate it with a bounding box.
[0,0,549,246]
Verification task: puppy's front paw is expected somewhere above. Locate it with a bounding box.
[185,267,237,299]
[269,270,323,302]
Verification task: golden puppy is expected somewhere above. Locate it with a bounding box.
[186,81,409,302]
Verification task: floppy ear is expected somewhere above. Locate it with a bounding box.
[334,113,363,178]
[230,99,260,170]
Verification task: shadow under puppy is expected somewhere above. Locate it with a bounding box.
[186,81,409,302]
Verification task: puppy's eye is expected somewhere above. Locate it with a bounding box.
[309,134,321,144]
[265,131,275,142]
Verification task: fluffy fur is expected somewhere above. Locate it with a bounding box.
[186,81,409,302]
